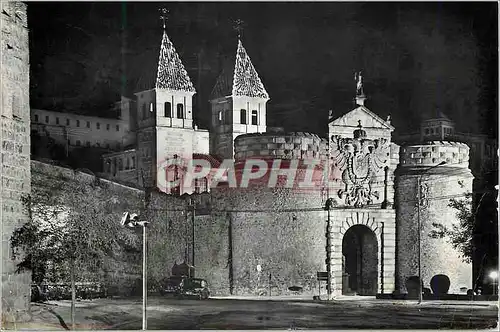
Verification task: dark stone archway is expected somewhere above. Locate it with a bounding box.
[342,225,378,295]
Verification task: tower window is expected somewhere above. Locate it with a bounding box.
[240,109,247,124]
[251,110,258,125]
[177,104,184,119]
[34,114,38,122]
[164,102,172,117]
[56,117,59,125]
[45,116,49,123]
[76,120,80,127]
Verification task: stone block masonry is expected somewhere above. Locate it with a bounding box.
[1,1,31,324]
[395,153,474,294]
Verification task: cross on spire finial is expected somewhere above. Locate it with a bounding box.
[159,8,169,30]
[233,19,245,39]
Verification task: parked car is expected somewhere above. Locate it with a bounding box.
[31,284,48,302]
[160,276,210,300]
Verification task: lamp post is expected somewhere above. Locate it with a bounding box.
[489,271,498,296]
[121,212,149,330]
[417,161,446,304]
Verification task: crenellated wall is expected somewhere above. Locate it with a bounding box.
[234,132,327,161]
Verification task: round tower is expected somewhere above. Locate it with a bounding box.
[395,141,474,295]
[213,132,329,296]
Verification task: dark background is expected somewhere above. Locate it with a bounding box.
[28,2,498,137]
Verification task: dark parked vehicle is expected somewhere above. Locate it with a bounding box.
[31,284,48,302]
[160,276,210,300]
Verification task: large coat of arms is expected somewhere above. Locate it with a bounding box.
[331,121,389,207]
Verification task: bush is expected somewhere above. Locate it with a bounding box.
[430,274,450,295]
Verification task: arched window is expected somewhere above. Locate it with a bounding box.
[240,109,247,124]
[251,110,258,125]
[177,104,184,119]
[164,102,172,117]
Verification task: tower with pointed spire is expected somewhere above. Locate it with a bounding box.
[134,8,209,191]
[209,22,270,160]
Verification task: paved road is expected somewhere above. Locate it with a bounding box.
[44,296,499,330]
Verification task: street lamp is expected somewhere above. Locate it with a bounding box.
[417,161,446,304]
[489,271,498,295]
[121,212,149,330]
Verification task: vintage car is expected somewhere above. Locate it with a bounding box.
[160,276,210,300]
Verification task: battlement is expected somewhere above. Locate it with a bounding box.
[234,132,327,161]
[399,141,470,168]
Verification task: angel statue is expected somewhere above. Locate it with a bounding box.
[355,71,364,96]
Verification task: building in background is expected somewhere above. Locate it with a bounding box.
[26,14,496,297]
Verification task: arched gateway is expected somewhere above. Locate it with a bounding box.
[342,225,378,295]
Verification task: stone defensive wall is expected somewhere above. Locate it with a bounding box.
[234,132,327,161]
[395,140,474,294]
[230,132,328,190]
[398,141,470,168]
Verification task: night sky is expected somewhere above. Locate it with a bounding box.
[28,2,498,138]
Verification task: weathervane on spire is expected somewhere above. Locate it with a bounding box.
[159,8,169,30]
[233,19,245,39]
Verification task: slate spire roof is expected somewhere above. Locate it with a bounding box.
[155,29,196,93]
[210,39,269,100]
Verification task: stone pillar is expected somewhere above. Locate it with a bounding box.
[1,1,32,324]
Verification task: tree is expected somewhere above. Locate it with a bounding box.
[11,169,141,329]
[446,193,475,263]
